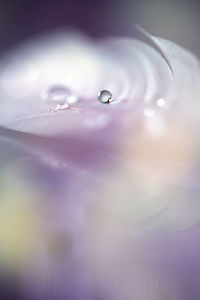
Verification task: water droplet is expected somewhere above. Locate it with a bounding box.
[42,85,78,112]
[98,90,112,103]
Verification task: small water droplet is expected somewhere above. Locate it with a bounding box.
[42,85,78,112]
[98,90,112,103]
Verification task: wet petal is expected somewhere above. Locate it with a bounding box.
[1,28,200,299]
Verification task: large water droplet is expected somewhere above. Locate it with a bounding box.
[42,85,79,112]
[98,90,112,103]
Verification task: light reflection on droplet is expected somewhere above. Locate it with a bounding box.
[56,103,69,111]
[66,94,79,104]
[50,103,70,113]
[98,90,112,103]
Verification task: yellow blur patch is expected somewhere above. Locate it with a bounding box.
[126,120,195,178]
[0,186,39,269]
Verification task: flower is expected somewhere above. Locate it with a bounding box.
[0,27,200,299]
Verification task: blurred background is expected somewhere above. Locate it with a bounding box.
[0,1,200,299]
[0,0,200,57]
